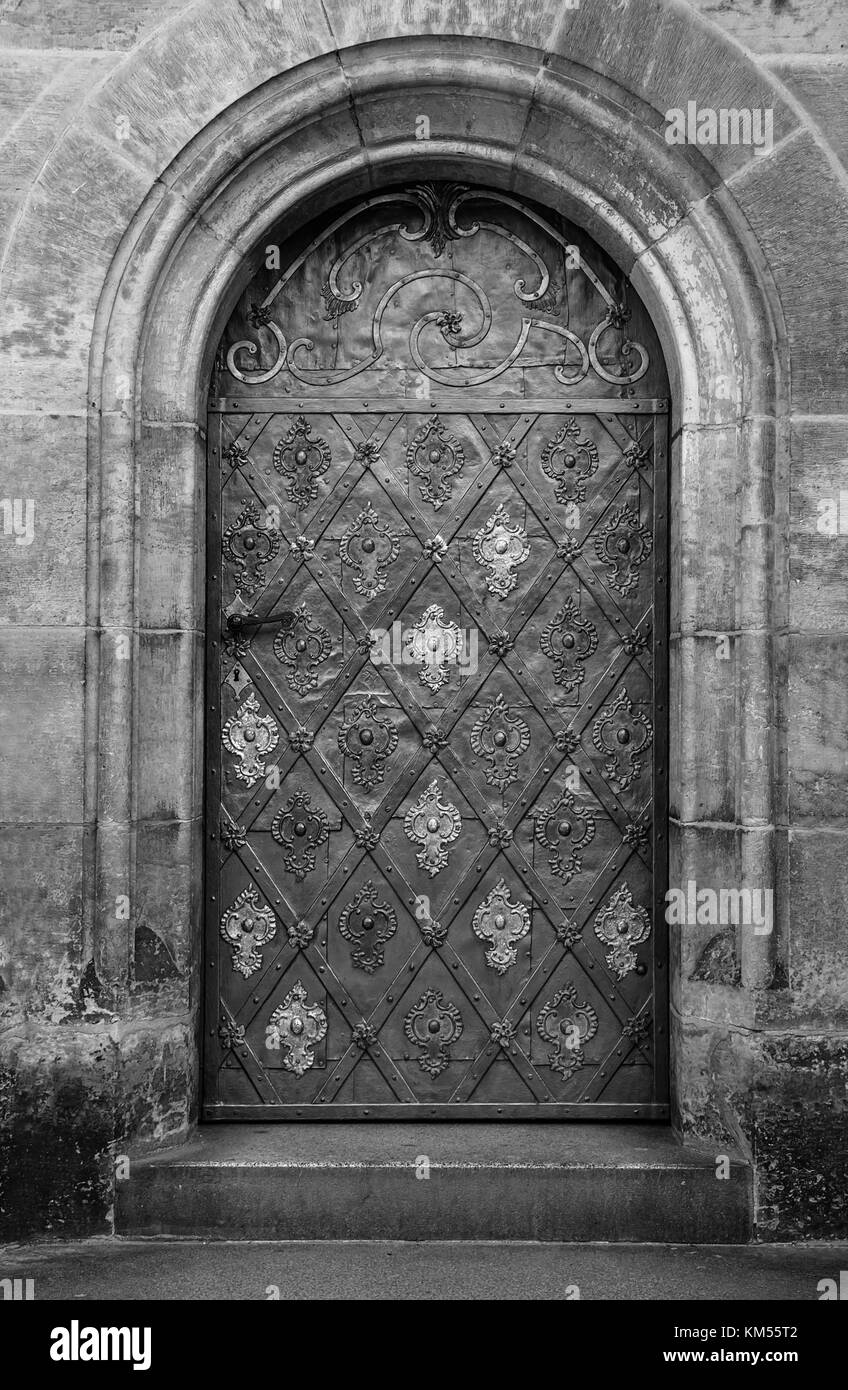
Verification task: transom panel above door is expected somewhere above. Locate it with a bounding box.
[204,185,669,1119]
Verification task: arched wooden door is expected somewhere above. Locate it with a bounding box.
[204,184,669,1119]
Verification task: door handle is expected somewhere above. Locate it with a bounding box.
[225,612,284,633]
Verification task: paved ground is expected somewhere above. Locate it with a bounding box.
[1,1239,845,1300]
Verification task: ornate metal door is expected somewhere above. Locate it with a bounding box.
[204,185,669,1119]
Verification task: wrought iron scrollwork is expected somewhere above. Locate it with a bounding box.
[534,789,596,883]
[406,416,465,510]
[273,603,332,696]
[472,878,531,974]
[339,502,400,600]
[404,604,462,693]
[540,597,598,693]
[271,789,329,880]
[472,504,530,598]
[222,693,279,787]
[220,885,277,978]
[265,982,327,1076]
[404,780,462,877]
[338,881,398,974]
[222,502,281,601]
[593,504,652,595]
[540,420,599,506]
[225,185,650,391]
[593,884,651,979]
[592,686,653,793]
[272,416,331,510]
[404,988,464,1076]
[338,694,398,791]
[536,982,598,1080]
[470,693,530,792]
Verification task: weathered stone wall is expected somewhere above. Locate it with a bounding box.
[0,0,846,1241]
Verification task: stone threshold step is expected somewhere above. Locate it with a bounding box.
[117,1124,752,1243]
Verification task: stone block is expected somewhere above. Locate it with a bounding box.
[0,825,87,1024]
[0,413,87,625]
[789,416,848,633]
[731,130,848,414]
[545,0,798,181]
[0,627,85,822]
[670,634,737,824]
[687,0,848,55]
[0,1028,117,1241]
[138,424,204,631]
[787,828,848,1024]
[136,631,203,822]
[787,634,848,824]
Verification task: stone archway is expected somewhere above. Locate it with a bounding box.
[78,22,787,1179]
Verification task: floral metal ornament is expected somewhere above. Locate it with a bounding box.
[593,503,652,595]
[337,694,398,791]
[555,728,580,756]
[286,918,315,950]
[623,821,650,850]
[592,686,653,792]
[224,440,250,470]
[540,596,599,693]
[470,693,530,792]
[472,504,530,600]
[622,626,650,655]
[536,981,598,1080]
[472,878,531,974]
[554,919,582,950]
[219,885,277,979]
[491,442,516,469]
[338,880,398,973]
[622,1011,652,1051]
[339,502,400,601]
[533,789,596,882]
[272,415,332,511]
[488,630,513,658]
[418,914,448,947]
[404,988,464,1077]
[404,779,462,877]
[406,415,465,510]
[423,534,448,562]
[265,981,327,1077]
[222,502,281,601]
[404,604,462,693]
[353,438,381,469]
[351,1020,378,1050]
[354,823,380,850]
[540,419,599,505]
[593,884,651,979]
[407,181,469,257]
[622,440,650,471]
[271,789,329,880]
[490,1019,516,1047]
[556,535,582,562]
[273,603,332,696]
[222,693,280,787]
[289,534,315,560]
[218,1017,245,1051]
[220,815,247,852]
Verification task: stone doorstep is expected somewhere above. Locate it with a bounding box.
[116,1124,752,1244]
